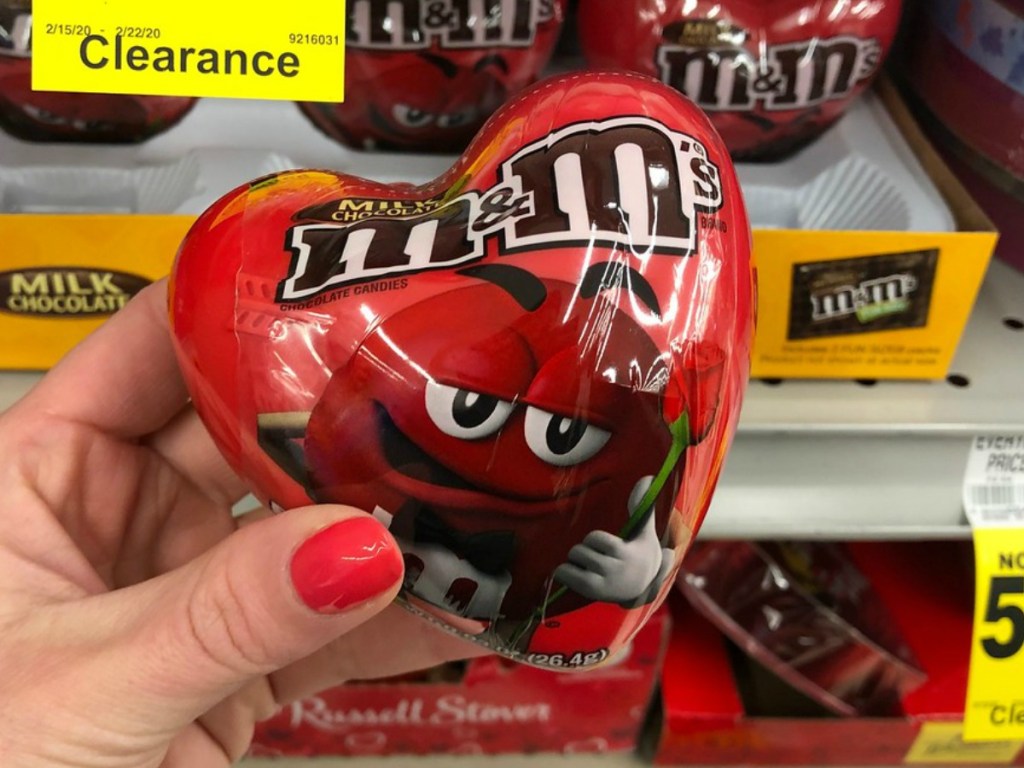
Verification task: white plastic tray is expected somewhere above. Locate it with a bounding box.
[736,91,955,232]
[0,87,954,232]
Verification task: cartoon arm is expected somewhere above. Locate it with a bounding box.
[256,412,311,485]
[552,405,691,609]
[552,476,676,608]
[543,340,730,610]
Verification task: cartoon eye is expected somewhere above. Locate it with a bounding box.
[523,407,611,467]
[392,104,435,128]
[437,108,476,128]
[22,104,69,126]
[425,381,515,440]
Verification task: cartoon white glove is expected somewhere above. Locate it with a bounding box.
[552,477,675,607]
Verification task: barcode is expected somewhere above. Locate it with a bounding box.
[968,484,1024,509]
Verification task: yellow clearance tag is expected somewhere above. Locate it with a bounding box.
[31,0,346,102]
[962,436,1024,742]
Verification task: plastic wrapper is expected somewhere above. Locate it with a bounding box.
[170,70,754,668]
[578,0,903,161]
[679,541,927,716]
[297,0,566,153]
[0,2,196,143]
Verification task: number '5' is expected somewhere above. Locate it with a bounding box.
[982,576,1024,659]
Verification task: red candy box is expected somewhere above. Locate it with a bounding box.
[170,71,754,667]
[0,2,196,143]
[579,0,903,160]
[297,0,565,152]
[679,541,926,717]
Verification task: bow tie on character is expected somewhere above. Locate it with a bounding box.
[412,507,516,576]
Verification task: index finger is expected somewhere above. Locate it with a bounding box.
[23,278,189,438]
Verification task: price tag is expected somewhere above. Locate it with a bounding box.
[905,722,1023,764]
[962,436,1024,742]
[30,0,346,102]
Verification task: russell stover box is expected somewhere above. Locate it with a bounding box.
[250,607,670,758]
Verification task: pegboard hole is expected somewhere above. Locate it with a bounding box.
[947,373,971,388]
[1004,316,1024,331]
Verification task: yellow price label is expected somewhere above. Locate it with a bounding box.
[962,436,1024,742]
[905,721,1023,764]
[966,529,1024,741]
[30,0,346,102]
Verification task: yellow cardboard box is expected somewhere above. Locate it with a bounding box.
[0,215,193,370]
[749,79,998,380]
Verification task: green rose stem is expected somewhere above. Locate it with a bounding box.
[509,412,691,652]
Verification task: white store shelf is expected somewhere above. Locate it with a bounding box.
[2,259,1022,541]
[701,257,1024,540]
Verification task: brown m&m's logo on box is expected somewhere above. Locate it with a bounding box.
[787,249,939,340]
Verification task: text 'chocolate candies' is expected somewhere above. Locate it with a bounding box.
[298,0,565,152]
[580,0,902,160]
[0,2,196,143]
[171,71,755,668]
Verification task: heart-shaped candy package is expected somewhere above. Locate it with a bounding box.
[579,0,902,160]
[171,70,754,668]
[298,0,565,152]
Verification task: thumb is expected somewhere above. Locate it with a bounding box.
[85,505,404,731]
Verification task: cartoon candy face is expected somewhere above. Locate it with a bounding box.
[299,52,511,152]
[170,71,754,667]
[0,67,195,143]
[302,266,682,625]
[0,6,195,143]
[578,0,903,159]
[297,0,565,152]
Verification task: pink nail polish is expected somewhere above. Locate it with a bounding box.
[290,517,403,613]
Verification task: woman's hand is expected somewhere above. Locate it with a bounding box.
[0,280,481,767]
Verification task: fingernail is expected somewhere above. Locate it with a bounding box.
[290,517,404,614]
